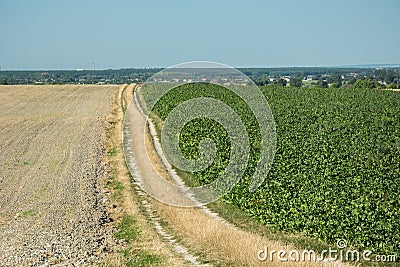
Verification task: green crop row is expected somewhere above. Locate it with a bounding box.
[139,83,400,257]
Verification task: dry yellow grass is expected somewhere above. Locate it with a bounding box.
[147,136,346,266]
[102,84,185,266]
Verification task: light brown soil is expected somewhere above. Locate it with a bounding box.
[0,85,118,266]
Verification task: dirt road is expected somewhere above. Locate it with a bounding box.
[0,85,118,266]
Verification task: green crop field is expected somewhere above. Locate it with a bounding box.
[140,83,400,257]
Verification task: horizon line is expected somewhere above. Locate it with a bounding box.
[1,63,400,71]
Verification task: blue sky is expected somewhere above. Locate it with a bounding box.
[0,0,399,70]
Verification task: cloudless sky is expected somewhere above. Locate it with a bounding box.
[0,0,399,70]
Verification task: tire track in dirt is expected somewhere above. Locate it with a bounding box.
[103,84,187,266]
[123,86,206,266]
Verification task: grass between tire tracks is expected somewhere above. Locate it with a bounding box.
[100,84,184,267]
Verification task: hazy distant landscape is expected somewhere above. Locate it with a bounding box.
[1,65,400,90]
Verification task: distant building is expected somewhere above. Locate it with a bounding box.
[378,81,387,86]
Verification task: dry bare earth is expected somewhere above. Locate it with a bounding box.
[0,85,119,266]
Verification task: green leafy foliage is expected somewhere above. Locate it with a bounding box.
[141,83,400,257]
[354,79,376,89]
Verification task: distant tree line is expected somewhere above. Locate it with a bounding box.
[1,67,399,89]
[0,69,160,85]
